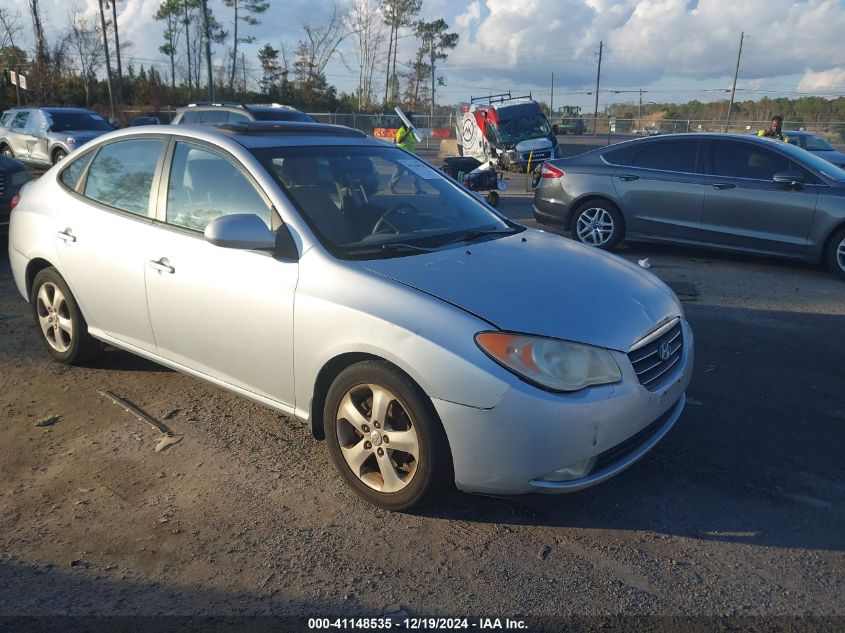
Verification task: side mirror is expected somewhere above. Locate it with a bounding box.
[204,213,277,250]
[772,171,805,189]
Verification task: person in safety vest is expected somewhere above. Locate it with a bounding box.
[389,115,423,194]
[758,115,789,142]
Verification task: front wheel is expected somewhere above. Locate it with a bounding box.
[1,145,12,158]
[52,149,68,164]
[30,268,102,364]
[572,200,624,250]
[324,360,452,511]
[827,227,845,280]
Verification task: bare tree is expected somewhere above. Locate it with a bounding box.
[155,0,183,89]
[0,6,23,51]
[67,8,104,106]
[347,0,385,110]
[295,3,350,83]
[380,0,420,106]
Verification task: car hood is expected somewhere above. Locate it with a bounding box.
[812,149,845,167]
[360,230,681,352]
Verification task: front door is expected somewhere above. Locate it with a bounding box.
[144,140,298,406]
[701,139,819,255]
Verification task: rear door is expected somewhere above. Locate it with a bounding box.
[701,139,819,255]
[26,110,51,165]
[608,138,707,240]
[8,110,31,160]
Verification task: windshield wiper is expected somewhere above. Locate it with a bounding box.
[344,242,440,257]
[442,227,516,246]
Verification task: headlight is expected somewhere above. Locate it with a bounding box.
[10,170,31,186]
[475,332,621,392]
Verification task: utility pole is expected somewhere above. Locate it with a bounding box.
[639,88,643,124]
[97,0,117,120]
[430,34,436,119]
[592,41,603,136]
[201,0,214,101]
[725,32,744,133]
[550,72,554,116]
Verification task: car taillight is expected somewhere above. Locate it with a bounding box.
[10,194,20,209]
[540,163,564,179]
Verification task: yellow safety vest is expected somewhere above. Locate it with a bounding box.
[395,126,417,153]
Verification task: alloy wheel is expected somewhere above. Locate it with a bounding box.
[36,282,73,353]
[335,383,420,493]
[576,207,615,246]
[837,237,845,273]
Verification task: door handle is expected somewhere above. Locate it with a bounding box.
[618,174,640,181]
[712,182,736,190]
[57,229,76,243]
[148,258,175,274]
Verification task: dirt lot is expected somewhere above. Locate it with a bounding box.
[1,190,844,629]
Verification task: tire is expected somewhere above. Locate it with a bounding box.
[571,199,625,250]
[30,268,102,364]
[324,360,452,512]
[826,226,845,280]
[486,190,500,207]
[1,145,12,159]
[52,149,68,164]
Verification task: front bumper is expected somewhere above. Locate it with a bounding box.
[433,320,694,495]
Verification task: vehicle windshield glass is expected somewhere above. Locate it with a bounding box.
[496,114,552,145]
[803,135,834,151]
[252,144,516,258]
[47,111,113,132]
[777,141,845,182]
[252,110,314,122]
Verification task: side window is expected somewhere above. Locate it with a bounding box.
[634,140,698,173]
[198,110,228,124]
[59,152,94,190]
[712,141,790,180]
[166,142,271,232]
[178,111,199,124]
[603,144,638,166]
[84,139,163,215]
[227,111,251,123]
[11,111,29,129]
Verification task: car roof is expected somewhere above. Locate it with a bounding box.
[604,132,797,149]
[42,107,101,114]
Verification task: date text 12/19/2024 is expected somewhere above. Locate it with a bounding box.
[308,618,528,630]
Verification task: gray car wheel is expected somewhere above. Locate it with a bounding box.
[30,268,102,364]
[324,360,452,512]
[52,149,68,164]
[572,200,624,250]
[1,145,12,158]
[827,227,845,280]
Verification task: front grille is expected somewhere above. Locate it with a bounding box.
[628,320,683,391]
[0,173,6,197]
[592,400,678,472]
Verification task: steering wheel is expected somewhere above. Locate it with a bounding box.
[372,201,421,235]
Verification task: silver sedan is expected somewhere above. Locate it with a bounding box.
[8,122,693,511]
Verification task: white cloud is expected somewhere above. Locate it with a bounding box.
[797,68,845,93]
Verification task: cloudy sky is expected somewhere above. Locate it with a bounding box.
[4,0,845,110]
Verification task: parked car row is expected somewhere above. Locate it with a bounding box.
[533,133,845,279]
[0,102,313,170]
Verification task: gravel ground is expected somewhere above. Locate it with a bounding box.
[1,187,844,629]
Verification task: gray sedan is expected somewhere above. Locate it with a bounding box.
[533,133,845,279]
[785,130,845,168]
[9,122,692,511]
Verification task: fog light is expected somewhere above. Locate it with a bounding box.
[540,457,596,482]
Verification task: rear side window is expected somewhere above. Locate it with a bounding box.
[11,111,29,129]
[178,111,199,124]
[84,139,163,215]
[634,140,698,173]
[198,110,228,124]
[603,144,639,166]
[712,141,790,180]
[227,111,251,123]
[58,152,94,190]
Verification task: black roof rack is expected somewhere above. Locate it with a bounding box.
[470,91,533,105]
[217,121,366,137]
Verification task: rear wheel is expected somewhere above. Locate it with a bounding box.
[572,200,624,250]
[52,149,68,164]
[324,360,452,512]
[1,145,12,158]
[30,268,102,364]
[827,227,845,280]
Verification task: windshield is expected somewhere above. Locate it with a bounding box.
[252,144,516,258]
[47,111,113,132]
[496,114,552,145]
[803,134,835,151]
[778,141,845,182]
